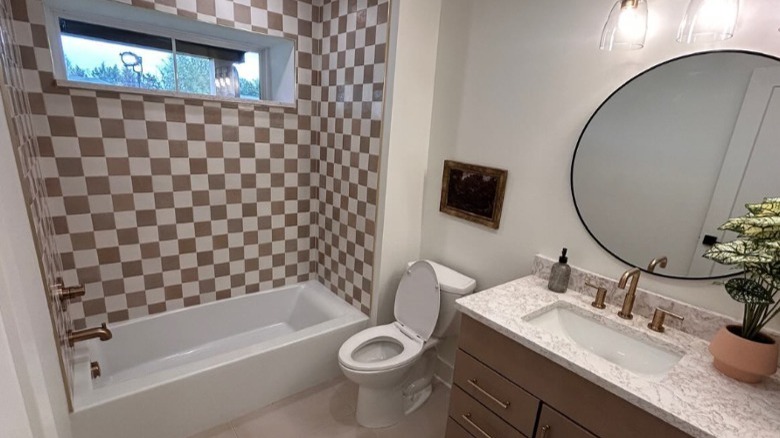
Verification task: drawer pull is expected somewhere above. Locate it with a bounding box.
[467,378,510,409]
[540,425,551,438]
[461,413,493,438]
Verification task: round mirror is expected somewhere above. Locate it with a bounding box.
[572,51,780,279]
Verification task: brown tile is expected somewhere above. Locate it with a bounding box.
[165,103,186,122]
[164,285,183,300]
[140,242,160,258]
[72,96,99,117]
[186,124,205,140]
[122,100,146,120]
[131,176,153,193]
[82,299,106,317]
[117,228,139,245]
[71,232,96,250]
[127,139,150,157]
[268,12,283,30]
[136,210,157,226]
[107,310,129,323]
[146,121,168,139]
[126,291,147,308]
[79,138,104,156]
[148,302,167,315]
[56,158,84,176]
[91,213,116,230]
[97,247,120,264]
[112,194,135,212]
[170,140,189,157]
[64,196,90,214]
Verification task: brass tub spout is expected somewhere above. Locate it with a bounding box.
[68,323,112,347]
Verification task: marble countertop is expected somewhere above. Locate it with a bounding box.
[455,275,780,438]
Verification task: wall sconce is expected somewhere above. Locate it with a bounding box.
[600,0,741,50]
[600,0,649,51]
[677,0,739,43]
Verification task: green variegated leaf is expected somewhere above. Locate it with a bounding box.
[724,278,774,304]
[704,239,776,265]
[707,197,780,335]
[719,216,780,238]
[746,199,780,216]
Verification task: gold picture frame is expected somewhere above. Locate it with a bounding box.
[439,160,508,229]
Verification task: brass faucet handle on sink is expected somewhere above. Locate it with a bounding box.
[648,308,684,333]
[584,282,608,309]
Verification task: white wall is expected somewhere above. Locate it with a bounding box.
[0,98,72,437]
[0,309,34,438]
[419,0,780,330]
[373,0,442,324]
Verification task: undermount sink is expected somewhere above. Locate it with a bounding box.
[525,304,683,375]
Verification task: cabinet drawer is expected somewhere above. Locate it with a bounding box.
[534,405,596,438]
[454,349,540,436]
[450,385,525,438]
[446,417,475,438]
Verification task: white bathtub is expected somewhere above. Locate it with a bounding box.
[69,280,368,438]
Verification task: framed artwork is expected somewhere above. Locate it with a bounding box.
[439,160,508,229]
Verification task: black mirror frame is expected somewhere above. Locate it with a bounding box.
[570,50,780,281]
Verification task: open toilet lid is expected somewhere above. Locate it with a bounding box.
[394,261,440,340]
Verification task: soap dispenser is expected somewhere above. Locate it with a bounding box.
[548,248,571,293]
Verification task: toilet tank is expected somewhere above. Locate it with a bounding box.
[408,260,476,338]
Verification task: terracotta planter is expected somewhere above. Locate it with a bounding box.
[709,325,779,383]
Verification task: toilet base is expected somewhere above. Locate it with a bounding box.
[404,383,432,415]
[355,385,405,428]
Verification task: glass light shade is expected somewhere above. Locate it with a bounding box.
[677,0,739,43]
[600,0,648,51]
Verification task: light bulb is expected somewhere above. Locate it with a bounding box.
[618,6,644,38]
[677,0,738,43]
[600,0,648,51]
[697,0,736,29]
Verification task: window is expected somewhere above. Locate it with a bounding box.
[46,1,295,105]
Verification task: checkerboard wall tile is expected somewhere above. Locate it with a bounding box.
[10,0,391,331]
[12,0,322,330]
[315,0,388,314]
[0,0,74,399]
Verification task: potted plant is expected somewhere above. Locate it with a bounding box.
[703,197,780,383]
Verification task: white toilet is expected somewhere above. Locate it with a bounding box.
[338,260,476,428]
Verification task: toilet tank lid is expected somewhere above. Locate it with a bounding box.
[406,260,476,295]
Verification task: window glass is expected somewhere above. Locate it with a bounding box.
[175,40,261,100]
[174,53,214,95]
[57,18,271,103]
[60,19,175,91]
[236,52,261,100]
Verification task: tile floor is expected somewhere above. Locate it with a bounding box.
[189,378,451,438]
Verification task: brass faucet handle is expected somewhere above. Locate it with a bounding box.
[59,284,86,303]
[647,308,684,333]
[584,282,608,309]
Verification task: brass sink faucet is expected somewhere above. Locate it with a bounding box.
[68,323,112,347]
[617,268,641,319]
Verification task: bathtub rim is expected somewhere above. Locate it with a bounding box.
[71,280,367,412]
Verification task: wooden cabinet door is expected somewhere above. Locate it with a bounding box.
[454,349,540,436]
[534,405,596,438]
[451,386,526,438]
[446,417,475,438]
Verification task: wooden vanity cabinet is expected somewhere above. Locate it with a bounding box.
[446,315,692,438]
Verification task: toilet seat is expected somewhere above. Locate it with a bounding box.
[338,323,424,372]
